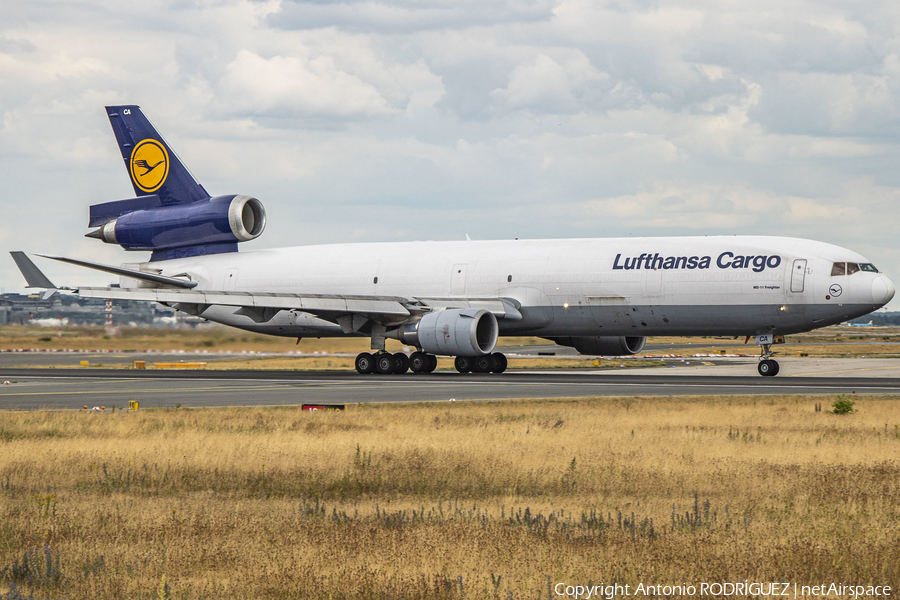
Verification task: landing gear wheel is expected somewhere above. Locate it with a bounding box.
[756,340,780,377]
[425,354,438,373]
[355,352,374,375]
[473,355,493,373]
[393,352,410,374]
[455,356,474,373]
[490,353,508,374]
[409,351,428,373]
[758,359,779,377]
[374,353,397,375]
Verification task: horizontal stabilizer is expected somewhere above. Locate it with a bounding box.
[89,195,162,227]
[37,255,198,289]
[10,251,57,289]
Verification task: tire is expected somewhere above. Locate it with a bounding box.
[374,353,397,375]
[409,351,428,373]
[425,354,438,373]
[393,352,410,374]
[758,359,776,377]
[770,360,780,376]
[455,356,473,373]
[490,353,508,374]
[355,352,374,375]
[473,355,493,373]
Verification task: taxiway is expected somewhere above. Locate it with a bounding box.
[0,357,899,410]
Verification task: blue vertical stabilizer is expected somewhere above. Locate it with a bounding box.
[105,105,210,205]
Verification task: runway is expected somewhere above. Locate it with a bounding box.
[0,362,899,410]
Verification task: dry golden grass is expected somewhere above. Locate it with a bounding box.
[2,396,899,599]
[0,325,366,353]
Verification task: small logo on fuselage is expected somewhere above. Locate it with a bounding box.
[829,284,843,297]
[129,139,169,192]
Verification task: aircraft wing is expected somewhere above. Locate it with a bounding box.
[10,252,522,325]
[74,288,523,321]
[75,286,412,317]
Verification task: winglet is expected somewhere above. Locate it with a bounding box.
[10,252,57,289]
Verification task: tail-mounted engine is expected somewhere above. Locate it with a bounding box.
[91,105,268,261]
[87,194,266,261]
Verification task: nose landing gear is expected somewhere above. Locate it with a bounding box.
[757,358,779,376]
[757,342,780,377]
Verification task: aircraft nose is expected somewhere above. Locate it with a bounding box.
[872,274,895,306]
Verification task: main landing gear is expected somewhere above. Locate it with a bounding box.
[757,343,780,377]
[354,352,508,375]
[355,351,437,374]
[355,351,435,374]
[454,353,508,374]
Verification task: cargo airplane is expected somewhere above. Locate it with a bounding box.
[11,106,896,376]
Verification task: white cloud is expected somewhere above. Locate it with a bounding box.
[222,50,394,116]
[491,52,609,113]
[267,0,556,33]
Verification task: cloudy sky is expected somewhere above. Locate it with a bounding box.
[2,0,900,306]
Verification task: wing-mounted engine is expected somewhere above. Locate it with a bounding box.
[549,336,646,356]
[399,308,499,357]
[87,194,266,260]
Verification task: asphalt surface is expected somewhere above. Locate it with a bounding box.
[0,362,899,410]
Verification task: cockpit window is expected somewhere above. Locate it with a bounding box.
[832,261,879,275]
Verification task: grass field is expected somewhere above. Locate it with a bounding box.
[1,395,899,599]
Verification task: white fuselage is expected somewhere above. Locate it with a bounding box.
[142,235,894,339]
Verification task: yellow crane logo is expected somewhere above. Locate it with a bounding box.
[129,139,169,192]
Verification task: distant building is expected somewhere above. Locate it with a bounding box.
[0,293,175,326]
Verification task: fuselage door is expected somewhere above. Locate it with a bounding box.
[645,269,663,297]
[790,259,807,293]
[450,263,468,296]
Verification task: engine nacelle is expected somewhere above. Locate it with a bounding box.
[550,336,646,356]
[90,194,266,253]
[400,309,499,356]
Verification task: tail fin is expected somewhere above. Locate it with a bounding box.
[106,105,209,205]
